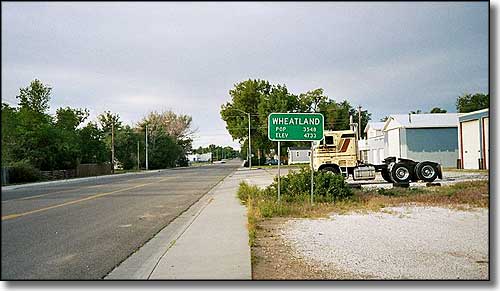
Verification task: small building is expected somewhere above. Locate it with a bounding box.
[187,153,212,163]
[383,113,459,167]
[359,122,386,164]
[458,108,489,169]
[287,147,311,164]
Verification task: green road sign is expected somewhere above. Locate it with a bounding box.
[268,113,324,141]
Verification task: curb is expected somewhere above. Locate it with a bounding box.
[104,169,235,279]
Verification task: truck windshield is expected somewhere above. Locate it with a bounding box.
[325,136,334,145]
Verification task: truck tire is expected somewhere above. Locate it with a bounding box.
[381,169,392,183]
[390,163,412,183]
[415,161,438,182]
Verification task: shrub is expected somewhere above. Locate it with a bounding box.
[7,160,42,184]
[264,167,352,203]
[237,181,261,204]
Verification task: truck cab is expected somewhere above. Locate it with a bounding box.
[312,129,358,174]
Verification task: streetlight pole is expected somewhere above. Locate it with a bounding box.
[111,121,115,174]
[145,124,149,170]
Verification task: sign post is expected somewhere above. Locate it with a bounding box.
[268,113,324,204]
[277,141,281,203]
[310,141,314,204]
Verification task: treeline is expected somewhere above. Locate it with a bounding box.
[1,79,194,181]
[380,93,489,121]
[220,79,371,159]
[193,145,240,161]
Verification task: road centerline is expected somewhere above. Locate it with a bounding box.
[1,177,172,221]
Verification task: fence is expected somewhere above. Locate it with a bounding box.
[76,163,112,178]
[1,163,113,185]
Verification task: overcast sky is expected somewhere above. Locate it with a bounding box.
[2,2,488,149]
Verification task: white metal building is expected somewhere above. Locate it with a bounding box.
[383,113,459,167]
[287,147,311,164]
[187,153,212,163]
[359,122,385,164]
[458,108,489,169]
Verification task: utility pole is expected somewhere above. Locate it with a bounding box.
[111,121,115,174]
[358,105,362,139]
[145,124,149,170]
[137,141,140,170]
[248,112,251,169]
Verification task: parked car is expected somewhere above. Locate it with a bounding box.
[266,159,280,166]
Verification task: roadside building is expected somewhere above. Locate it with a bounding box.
[458,108,489,169]
[287,147,311,164]
[187,153,212,163]
[383,113,459,167]
[358,122,385,164]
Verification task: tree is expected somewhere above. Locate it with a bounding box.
[139,110,195,141]
[430,107,447,113]
[53,107,89,169]
[298,88,328,112]
[78,122,108,164]
[220,79,372,157]
[56,107,89,130]
[114,125,141,169]
[11,79,57,170]
[410,109,422,114]
[138,110,195,167]
[1,103,19,165]
[148,130,182,169]
[16,79,51,114]
[97,111,122,135]
[456,93,489,113]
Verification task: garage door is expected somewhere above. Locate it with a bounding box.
[462,120,480,169]
[483,117,489,169]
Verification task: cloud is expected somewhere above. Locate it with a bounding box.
[2,2,488,149]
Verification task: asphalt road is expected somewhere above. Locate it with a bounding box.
[1,161,239,279]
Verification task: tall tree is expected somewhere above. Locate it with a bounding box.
[456,93,489,113]
[16,79,51,114]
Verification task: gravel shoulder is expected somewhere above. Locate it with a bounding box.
[255,206,488,280]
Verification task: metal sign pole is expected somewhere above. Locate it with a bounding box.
[311,141,314,204]
[278,141,281,203]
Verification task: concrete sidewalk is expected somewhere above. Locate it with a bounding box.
[106,167,272,280]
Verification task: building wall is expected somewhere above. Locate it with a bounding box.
[366,128,383,139]
[288,149,311,164]
[405,128,458,167]
[458,109,489,169]
[385,128,401,158]
[360,136,385,164]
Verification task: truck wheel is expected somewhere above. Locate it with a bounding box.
[321,166,340,175]
[390,163,412,183]
[381,169,392,183]
[416,162,438,182]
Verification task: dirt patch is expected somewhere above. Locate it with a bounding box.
[252,218,371,280]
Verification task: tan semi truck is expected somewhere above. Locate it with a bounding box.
[312,129,442,183]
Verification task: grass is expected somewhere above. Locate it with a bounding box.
[238,180,489,246]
